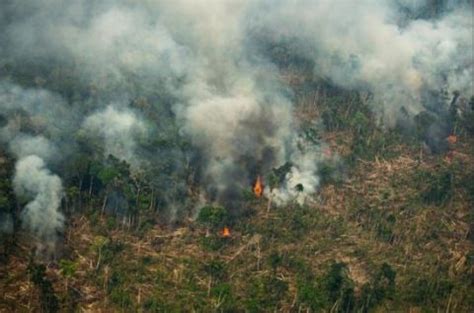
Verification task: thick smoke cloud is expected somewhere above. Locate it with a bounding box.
[0,82,71,250]
[13,155,64,253]
[0,0,472,244]
[248,0,472,124]
[82,105,148,168]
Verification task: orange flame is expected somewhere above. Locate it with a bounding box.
[253,176,263,198]
[447,135,457,144]
[222,227,231,237]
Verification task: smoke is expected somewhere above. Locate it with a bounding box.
[0,213,13,235]
[271,138,323,206]
[81,105,148,168]
[13,155,64,253]
[0,0,472,241]
[248,0,472,124]
[0,82,70,251]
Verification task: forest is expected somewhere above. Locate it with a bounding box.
[0,0,473,312]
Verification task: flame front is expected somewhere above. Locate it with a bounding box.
[222,227,230,237]
[253,175,263,198]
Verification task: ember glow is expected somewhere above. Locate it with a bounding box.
[253,176,263,198]
[222,227,231,238]
[447,135,457,145]
[0,0,471,253]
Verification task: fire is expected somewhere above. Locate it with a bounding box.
[222,227,231,237]
[253,175,263,198]
[447,135,457,144]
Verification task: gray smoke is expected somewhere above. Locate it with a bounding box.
[248,0,473,124]
[13,155,64,252]
[270,138,324,206]
[0,213,13,235]
[0,82,69,251]
[0,0,472,238]
[81,105,149,168]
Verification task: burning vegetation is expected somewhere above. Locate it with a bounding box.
[0,0,474,312]
[253,176,264,198]
[221,226,231,238]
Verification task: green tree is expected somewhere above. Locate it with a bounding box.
[197,206,228,230]
[323,262,355,312]
[28,263,59,313]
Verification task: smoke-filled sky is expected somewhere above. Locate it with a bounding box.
[0,0,472,248]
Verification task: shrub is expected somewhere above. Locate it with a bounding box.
[420,169,453,205]
[197,206,228,229]
[267,251,283,272]
[318,162,337,186]
[404,277,454,306]
[376,214,396,243]
[109,288,133,309]
[142,298,170,312]
[246,275,288,312]
[296,278,327,311]
[357,263,396,312]
[199,235,227,251]
[28,263,59,313]
[323,262,355,312]
[59,259,77,278]
[203,259,227,281]
[210,283,236,311]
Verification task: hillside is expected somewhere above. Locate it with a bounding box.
[1,84,473,312]
[1,1,473,312]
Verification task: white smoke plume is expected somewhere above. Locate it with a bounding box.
[82,105,148,168]
[271,139,323,206]
[0,82,68,252]
[248,0,472,123]
[0,0,471,225]
[13,155,64,252]
[9,135,58,164]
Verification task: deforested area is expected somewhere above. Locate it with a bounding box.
[0,1,473,312]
